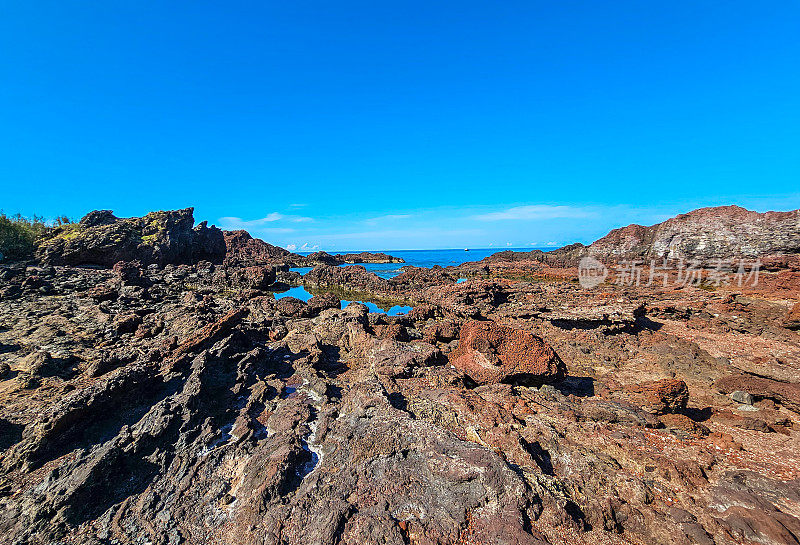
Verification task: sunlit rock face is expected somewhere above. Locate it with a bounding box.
[0,205,799,545]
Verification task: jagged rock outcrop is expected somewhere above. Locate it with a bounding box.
[586,205,800,262]
[223,230,295,266]
[36,208,225,267]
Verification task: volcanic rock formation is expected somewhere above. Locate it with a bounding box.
[584,205,800,263]
[0,206,799,545]
[36,208,225,267]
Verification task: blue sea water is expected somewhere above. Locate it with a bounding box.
[280,248,548,315]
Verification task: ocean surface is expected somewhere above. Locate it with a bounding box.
[277,248,546,316]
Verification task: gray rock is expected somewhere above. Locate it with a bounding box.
[731,390,754,405]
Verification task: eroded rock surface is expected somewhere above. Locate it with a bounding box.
[448,320,565,385]
[36,208,225,267]
[1,206,799,545]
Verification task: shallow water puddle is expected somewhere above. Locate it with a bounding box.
[275,285,314,302]
[297,419,321,479]
[289,267,313,276]
[273,286,413,316]
[199,423,236,456]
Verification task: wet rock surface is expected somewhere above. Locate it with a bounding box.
[0,207,799,545]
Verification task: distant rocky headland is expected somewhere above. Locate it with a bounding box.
[0,204,799,544]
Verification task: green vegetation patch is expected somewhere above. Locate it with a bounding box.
[0,213,50,262]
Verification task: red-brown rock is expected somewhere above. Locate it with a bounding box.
[222,229,293,266]
[422,320,459,344]
[716,375,800,413]
[783,303,800,330]
[226,265,276,290]
[373,323,409,342]
[627,379,689,414]
[274,297,307,317]
[448,320,565,385]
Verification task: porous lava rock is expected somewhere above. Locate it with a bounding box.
[784,303,800,330]
[448,320,565,385]
[36,208,225,267]
[626,379,690,415]
[222,230,295,266]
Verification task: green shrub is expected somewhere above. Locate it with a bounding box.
[0,213,60,262]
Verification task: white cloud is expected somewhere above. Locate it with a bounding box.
[364,213,412,225]
[218,213,313,230]
[473,204,593,221]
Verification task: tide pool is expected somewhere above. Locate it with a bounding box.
[341,299,412,316]
[275,285,313,302]
[274,285,412,316]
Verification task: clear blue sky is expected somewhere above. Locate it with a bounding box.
[2,2,798,250]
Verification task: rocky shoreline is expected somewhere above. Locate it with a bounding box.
[0,206,799,544]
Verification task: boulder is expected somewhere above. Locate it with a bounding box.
[717,375,800,413]
[274,297,307,317]
[306,292,341,316]
[730,390,754,405]
[112,260,146,285]
[422,320,459,343]
[373,323,409,342]
[626,379,689,415]
[225,265,277,291]
[448,320,565,385]
[16,351,63,377]
[112,313,142,335]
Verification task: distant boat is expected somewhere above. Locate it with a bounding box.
[464,248,469,251]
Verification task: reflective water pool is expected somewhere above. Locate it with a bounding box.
[341,299,412,316]
[273,285,412,316]
[275,285,313,302]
